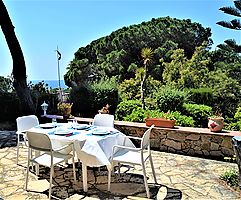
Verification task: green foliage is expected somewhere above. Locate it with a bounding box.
[162,45,210,88]
[169,111,195,127]
[69,84,93,117]
[90,77,119,115]
[217,1,241,31]
[183,103,212,127]
[70,78,119,117]
[115,100,142,121]
[155,86,189,112]
[234,107,241,121]
[0,76,13,92]
[118,78,140,100]
[187,87,214,106]
[205,69,241,117]
[118,74,162,101]
[28,81,58,115]
[123,107,147,122]
[65,16,212,86]
[220,169,239,187]
[226,107,241,130]
[226,121,241,131]
[120,107,194,127]
[0,92,20,121]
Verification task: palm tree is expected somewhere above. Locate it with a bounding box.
[140,47,154,110]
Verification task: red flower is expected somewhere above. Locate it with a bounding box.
[210,122,217,128]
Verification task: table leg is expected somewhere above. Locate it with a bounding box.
[82,163,88,192]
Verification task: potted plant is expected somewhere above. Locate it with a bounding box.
[145,111,176,128]
[208,112,224,132]
[57,102,73,118]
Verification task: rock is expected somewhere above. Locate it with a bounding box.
[186,134,200,141]
[163,140,182,150]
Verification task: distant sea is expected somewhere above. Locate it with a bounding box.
[29,80,68,89]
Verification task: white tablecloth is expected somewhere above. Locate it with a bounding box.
[28,123,134,168]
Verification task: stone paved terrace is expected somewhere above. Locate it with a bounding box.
[1,131,241,199]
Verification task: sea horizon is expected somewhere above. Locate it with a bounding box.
[29,80,68,89]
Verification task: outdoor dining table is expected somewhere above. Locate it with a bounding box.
[28,122,135,192]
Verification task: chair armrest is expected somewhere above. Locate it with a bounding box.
[112,144,141,152]
[126,136,142,141]
[16,131,26,135]
[53,142,73,152]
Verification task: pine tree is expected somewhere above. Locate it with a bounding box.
[217,0,241,53]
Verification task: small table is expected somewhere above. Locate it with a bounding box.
[28,123,134,192]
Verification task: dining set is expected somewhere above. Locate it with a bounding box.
[16,113,157,199]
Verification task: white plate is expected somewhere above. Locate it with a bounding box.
[92,131,110,136]
[55,130,73,136]
[39,124,55,129]
[72,124,90,130]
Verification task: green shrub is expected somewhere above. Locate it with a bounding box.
[70,84,93,117]
[91,77,119,115]
[0,92,20,121]
[29,81,59,116]
[220,169,239,187]
[123,107,146,122]
[122,108,194,127]
[183,103,212,127]
[167,111,195,127]
[155,86,189,112]
[115,100,142,121]
[70,78,119,117]
[226,121,241,131]
[187,87,214,106]
[234,107,241,121]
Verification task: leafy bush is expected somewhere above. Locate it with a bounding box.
[225,122,241,131]
[220,169,239,187]
[0,92,20,121]
[29,81,59,115]
[90,77,119,115]
[69,84,93,117]
[183,103,212,127]
[70,78,119,117]
[234,107,241,121]
[115,100,142,121]
[155,86,189,112]
[167,111,195,127]
[123,107,147,122]
[122,108,195,127]
[187,87,214,106]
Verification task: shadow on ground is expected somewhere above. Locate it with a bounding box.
[29,164,182,199]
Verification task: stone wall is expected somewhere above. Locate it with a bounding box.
[116,125,234,159]
[76,117,241,160]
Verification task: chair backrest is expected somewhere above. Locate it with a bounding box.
[26,131,52,152]
[16,115,39,132]
[141,125,154,150]
[93,113,114,127]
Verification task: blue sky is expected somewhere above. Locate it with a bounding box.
[1,0,240,81]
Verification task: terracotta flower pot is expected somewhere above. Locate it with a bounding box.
[208,117,224,132]
[145,118,176,128]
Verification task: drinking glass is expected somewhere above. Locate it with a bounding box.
[52,118,57,127]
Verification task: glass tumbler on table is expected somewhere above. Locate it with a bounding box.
[52,118,57,127]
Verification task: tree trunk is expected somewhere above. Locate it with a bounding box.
[0,0,34,114]
[141,65,147,110]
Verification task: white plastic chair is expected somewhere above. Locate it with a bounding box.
[25,131,76,200]
[93,113,114,127]
[107,125,157,199]
[16,115,39,165]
